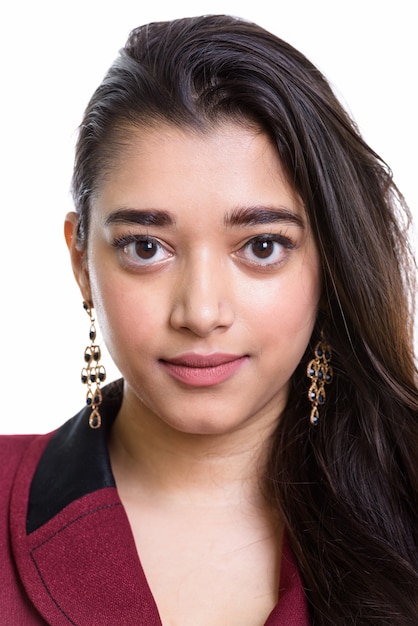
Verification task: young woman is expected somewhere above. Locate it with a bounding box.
[1,14,417,625]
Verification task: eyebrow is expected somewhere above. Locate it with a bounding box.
[105,208,175,227]
[104,205,304,229]
[224,206,305,228]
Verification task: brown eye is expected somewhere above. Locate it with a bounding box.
[250,239,275,259]
[132,239,159,259]
[236,235,294,267]
[113,235,172,268]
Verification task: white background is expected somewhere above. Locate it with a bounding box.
[1,0,416,434]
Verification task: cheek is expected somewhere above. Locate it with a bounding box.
[245,265,320,331]
[247,264,321,375]
[284,278,319,328]
[88,264,163,353]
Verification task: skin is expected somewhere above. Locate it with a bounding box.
[65,121,321,625]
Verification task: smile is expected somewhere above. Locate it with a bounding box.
[159,353,248,387]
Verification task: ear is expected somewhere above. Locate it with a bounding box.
[64,212,92,305]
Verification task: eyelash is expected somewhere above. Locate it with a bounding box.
[111,232,296,270]
[237,234,295,267]
[112,234,172,268]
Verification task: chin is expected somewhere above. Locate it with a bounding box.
[167,415,242,437]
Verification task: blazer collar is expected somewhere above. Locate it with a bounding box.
[27,380,123,534]
[10,380,163,625]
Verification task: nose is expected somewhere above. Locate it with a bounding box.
[169,252,235,337]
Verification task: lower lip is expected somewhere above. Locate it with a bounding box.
[160,357,248,387]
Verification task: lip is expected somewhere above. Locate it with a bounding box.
[159,353,248,387]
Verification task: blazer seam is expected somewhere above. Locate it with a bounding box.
[28,502,123,625]
[30,502,122,551]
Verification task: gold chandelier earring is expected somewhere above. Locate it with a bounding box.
[81,301,106,428]
[307,335,333,426]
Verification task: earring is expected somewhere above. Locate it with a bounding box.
[307,336,333,426]
[81,301,106,428]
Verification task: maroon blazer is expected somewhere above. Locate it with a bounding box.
[1,382,311,625]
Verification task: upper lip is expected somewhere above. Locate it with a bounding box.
[160,353,245,367]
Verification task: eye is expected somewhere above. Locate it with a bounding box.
[112,235,172,268]
[236,235,294,267]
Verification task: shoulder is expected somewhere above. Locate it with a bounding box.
[0,433,38,455]
[0,433,51,500]
[0,434,39,475]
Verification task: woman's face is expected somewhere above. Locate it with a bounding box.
[67,122,321,436]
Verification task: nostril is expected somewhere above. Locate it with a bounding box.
[169,299,234,336]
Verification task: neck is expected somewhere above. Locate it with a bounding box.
[108,390,277,510]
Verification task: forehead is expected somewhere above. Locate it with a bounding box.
[93,121,303,219]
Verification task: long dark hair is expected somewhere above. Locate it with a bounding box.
[71,15,418,623]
